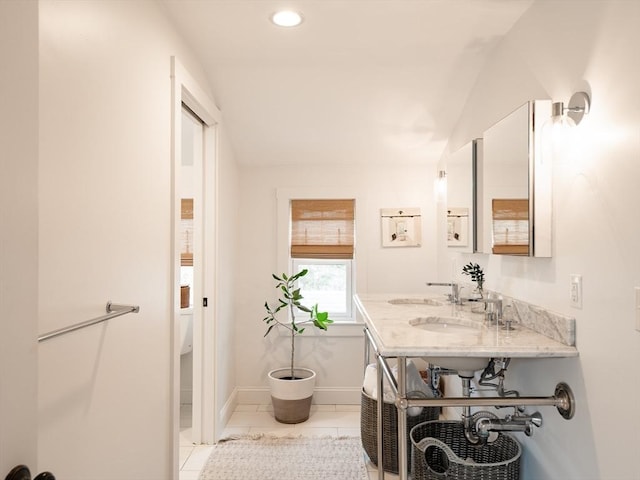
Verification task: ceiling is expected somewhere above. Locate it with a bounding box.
[160,0,533,167]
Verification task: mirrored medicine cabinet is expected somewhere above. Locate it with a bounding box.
[480,99,552,257]
[446,139,482,253]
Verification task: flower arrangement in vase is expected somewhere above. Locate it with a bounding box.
[462,262,485,298]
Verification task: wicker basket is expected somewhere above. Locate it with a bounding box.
[360,389,440,474]
[410,420,521,480]
[180,285,190,308]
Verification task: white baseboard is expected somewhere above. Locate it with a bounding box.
[235,387,270,405]
[235,386,361,405]
[313,387,361,404]
[217,388,238,439]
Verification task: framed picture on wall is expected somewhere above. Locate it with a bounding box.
[380,208,421,247]
[447,207,469,247]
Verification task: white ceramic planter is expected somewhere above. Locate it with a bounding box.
[268,367,316,423]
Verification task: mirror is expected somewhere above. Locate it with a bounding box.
[446,139,481,253]
[481,100,552,257]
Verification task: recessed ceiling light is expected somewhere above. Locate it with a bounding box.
[270,10,303,27]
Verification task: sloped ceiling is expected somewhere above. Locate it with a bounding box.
[160,0,533,166]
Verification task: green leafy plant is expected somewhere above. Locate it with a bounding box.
[263,269,333,379]
[462,262,485,297]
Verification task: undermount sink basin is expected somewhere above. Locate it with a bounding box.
[388,298,445,306]
[409,316,490,374]
[409,316,482,333]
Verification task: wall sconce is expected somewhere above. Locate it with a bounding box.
[435,170,447,202]
[551,91,591,126]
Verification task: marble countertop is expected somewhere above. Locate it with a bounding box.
[355,293,579,359]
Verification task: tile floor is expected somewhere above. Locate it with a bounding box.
[179,403,399,480]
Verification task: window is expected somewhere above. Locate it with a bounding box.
[292,258,353,320]
[290,199,355,322]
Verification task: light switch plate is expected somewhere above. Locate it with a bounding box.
[570,274,582,309]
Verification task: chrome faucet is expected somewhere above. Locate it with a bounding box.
[426,282,460,304]
[467,297,503,324]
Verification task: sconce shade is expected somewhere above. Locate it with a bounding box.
[566,91,590,125]
[552,91,591,126]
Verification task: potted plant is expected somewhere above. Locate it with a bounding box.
[263,269,333,423]
[462,262,485,298]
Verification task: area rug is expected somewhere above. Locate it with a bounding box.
[198,434,369,480]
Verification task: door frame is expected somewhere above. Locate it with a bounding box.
[170,57,220,476]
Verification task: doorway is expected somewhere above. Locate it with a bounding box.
[171,58,220,475]
[179,105,203,440]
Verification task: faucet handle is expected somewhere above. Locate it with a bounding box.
[485,311,496,324]
[426,282,460,304]
[501,303,515,329]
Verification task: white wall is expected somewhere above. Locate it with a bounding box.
[442,2,640,478]
[213,122,239,428]
[235,164,438,402]
[37,1,237,478]
[21,0,640,478]
[0,1,39,475]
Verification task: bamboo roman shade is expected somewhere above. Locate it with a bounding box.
[181,198,194,266]
[290,199,355,259]
[491,198,529,255]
